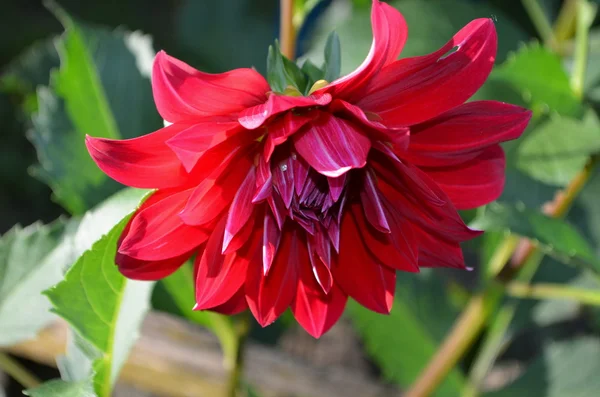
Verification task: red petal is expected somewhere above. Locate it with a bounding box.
[292,266,347,338]
[423,145,506,210]
[360,170,390,233]
[85,124,189,189]
[246,228,299,326]
[210,287,248,315]
[119,188,209,260]
[180,152,253,226]
[316,0,407,99]
[358,18,497,126]
[293,113,371,177]
[223,167,257,252]
[195,217,254,309]
[262,210,281,275]
[407,101,531,167]
[165,121,241,172]
[413,227,467,269]
[152,51,269,122]
[263,112,315,161]
[272,155,295,208]
[239,93,331,130]
[333,210,395,314]
[307,229,333,294]
[351,202,419,272]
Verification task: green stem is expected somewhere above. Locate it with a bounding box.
[507,282,600,306]
[570,0,597,99]
[521,0,558,48]
[0,351,41,389]
[462,250,545,397]
[553,0,578,43]
[225,313,251,397]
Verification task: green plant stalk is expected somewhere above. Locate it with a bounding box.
[0,351,41,389]
[507,282,600,306]
[570,0,598,99]
[225,313,251,397]
[554,0,578,42]
[462,250,545,397]
[521,0,557,48]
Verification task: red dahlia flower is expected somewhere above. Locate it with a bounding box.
[86,0,531,337]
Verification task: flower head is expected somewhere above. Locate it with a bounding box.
[87,0,531,337]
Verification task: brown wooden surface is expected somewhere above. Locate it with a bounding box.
[7,312,397,397]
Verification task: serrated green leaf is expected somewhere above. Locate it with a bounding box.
[485,337,600,397]
[23,379,96,397]
[30,4,160,214]
[471,202,600,273]
[490,44,583,117]
[323,31,341,82]
[516,110,600,186]
[347,271,463,397]
[0,218,77,346]
[267,41,308,94]
[44,190,153,397]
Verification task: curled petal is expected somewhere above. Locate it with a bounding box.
[294,113,371,178]
[195,217,255,310]
[223,167,257,252]
[165,121,241,172]
[360,170,390,233]
[262,210,281,275]
[246,228,299,326]
[407,101,531,167]
[239,93,331,130]
[317,0,408,99]
[263,112,315,161]
[292,263,347,338]
[152,51,269,122]
[358,18,497,126]
[423,145,506,210]
[119,188,209,261]
[86,124,190,189]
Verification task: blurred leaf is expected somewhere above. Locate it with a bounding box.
[30,4,160,214]
[305,0,527,75]
[490,44,582,117]
[485,337,600,397]
[471,202,600,273]
[301,59,324,85]
[516,110,600,186]
[323,31,341,82]
[499,166,558,209]
[347,271,463,397]
[44,190,153,397]
[0,218,76,346]
[23,379,95,397]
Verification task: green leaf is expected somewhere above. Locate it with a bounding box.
[30,4,160,214]
[304,0,527,76]
[323,31,341,83]
[301,59,324,87]
[485,337,600,397]
[516,110,600,186]
[23,379,95,397]
[267,41,308,94]
[489,44,582,117]
[44,190,154,397]
[471,202,600,273]
[347,271,463,397]
[0,218,77,346]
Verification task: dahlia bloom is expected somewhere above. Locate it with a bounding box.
[86,0,531,337]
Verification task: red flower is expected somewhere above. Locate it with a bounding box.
[87,0,531,337]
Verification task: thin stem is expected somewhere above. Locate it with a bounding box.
[280,0,297,60]
[521,0,558,48]
[554,0,578,43]
[0,351,41,389]
[225,313,251,397]
[404,287,503,397]
[570,0,597,99]
[507,282,600,306]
